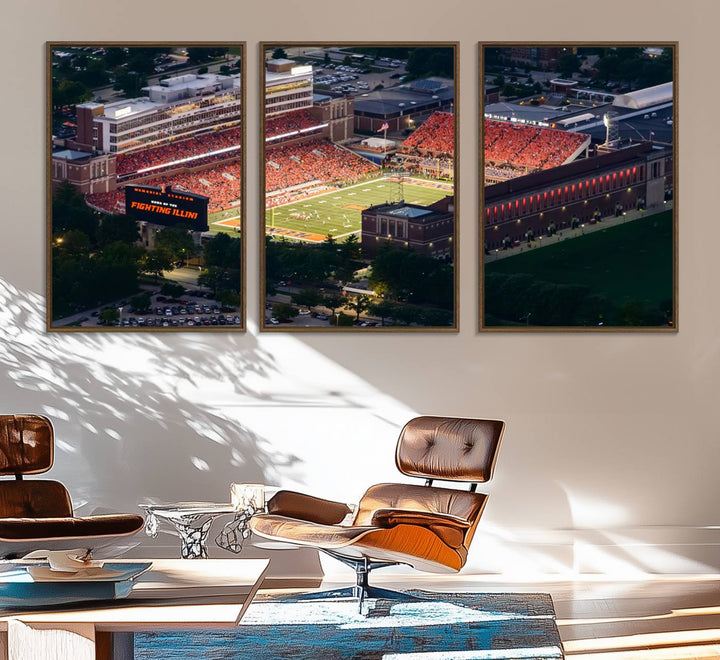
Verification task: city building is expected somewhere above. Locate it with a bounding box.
[75,73,243,154]
[361,196,454,259]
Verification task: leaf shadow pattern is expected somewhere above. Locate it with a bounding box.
[0,278,296,515]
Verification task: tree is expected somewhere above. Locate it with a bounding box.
[130,292,152,313]
[53,79,91,109]
[323,294,343,314]
[100,308,119,324]
[155,226,196,264]
[74,58,110,88]
[368,245,453,309]
[617,299,666,326]
[216,290,241,309]
[557,53,580,78]
[187,47,228,64]
[390,304,425,326]
[333,312,354,327]
[272,302,298,322]
[324,52,331,66]
[55,229,90,256]
[368,299,397,326]
[292,288,323,308]
[203,232,240,268]
[104,47,128,68]
[113,70,147,98]
[271,47,287,60]
[97,214,139,246]
[405,47,453,80]
[161,282,185,299]
[127,47,170,74]
[335,233,361,283]
[343,55,352,66]
[142,249,173,278]
[345,295,371,322]
[52,182,99,240]
[199,266,241,295]
[219,65,231,76]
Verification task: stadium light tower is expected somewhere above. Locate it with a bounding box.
[603,111,619,148]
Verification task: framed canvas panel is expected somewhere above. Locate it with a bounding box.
[480,43,677,331]
[47,42,245,331]
[260,43,458,331]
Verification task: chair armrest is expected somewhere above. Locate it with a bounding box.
[371,509,471,548]
[371,509,471,529]
[267,490,353,525]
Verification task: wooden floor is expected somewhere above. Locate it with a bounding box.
[279,574,720,659]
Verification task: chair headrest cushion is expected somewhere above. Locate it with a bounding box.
[0,415,54,475]
[396,416,504,483]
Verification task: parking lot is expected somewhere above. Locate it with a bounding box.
[74,288,241,329]
[311,56,407,97]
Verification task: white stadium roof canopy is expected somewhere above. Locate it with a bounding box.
[613,82,673,110]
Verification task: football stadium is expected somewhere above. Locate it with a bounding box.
[52,57,245,237]
[482,45,675,328]
[263,58,454,245]
[261,48,456,329]
[49,46,245,328]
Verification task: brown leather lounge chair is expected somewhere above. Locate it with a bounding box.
[0,414,145,559]
[250,416,505,608]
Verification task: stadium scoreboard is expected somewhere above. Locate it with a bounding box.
[125,185,209,231]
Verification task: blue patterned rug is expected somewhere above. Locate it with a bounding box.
[136,590,563,659]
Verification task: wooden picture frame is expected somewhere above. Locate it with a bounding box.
[47,42,246,332]
[480,43,677,331]
[260,42,458,331]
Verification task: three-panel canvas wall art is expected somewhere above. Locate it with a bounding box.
[47,42,676,332]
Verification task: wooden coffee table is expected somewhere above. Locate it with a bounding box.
[0,558,269,660]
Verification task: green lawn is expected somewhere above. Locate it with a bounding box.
[486,209,674,309]
[264,178,452,242]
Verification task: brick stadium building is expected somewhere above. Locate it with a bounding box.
[53,72,243,195]
[484,143,672,250]
[51,150,116,194]
[361,196,454,259]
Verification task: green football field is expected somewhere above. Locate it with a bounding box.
[264,178,453,242]
[485,209,674,307]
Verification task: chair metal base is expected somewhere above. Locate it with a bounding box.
[273,584,424,614]
[274,551,421,613]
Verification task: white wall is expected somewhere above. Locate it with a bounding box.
[1,0,718,578]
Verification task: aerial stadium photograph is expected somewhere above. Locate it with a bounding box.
[481,44,676,330]
[48,43,245,331]
[261,43,457,330]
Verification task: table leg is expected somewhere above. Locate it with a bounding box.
[169,518,213,559]
[215,506,255,554]
[96,631,134,660]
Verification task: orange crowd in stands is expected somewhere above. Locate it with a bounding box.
[87,161,243,215]
[400,112,454,157]
[116,127,242,176]
[265,139,378,193]
[266,109,324,140]
[484,120,588,171]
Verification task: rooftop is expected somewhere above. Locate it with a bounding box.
[387,206,433,218]
[52,149,94,161]
[354,78,454,117]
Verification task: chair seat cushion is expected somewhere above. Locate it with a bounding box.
[250,513,465,572]
[250,514,373,549]
[0,514,145,541]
